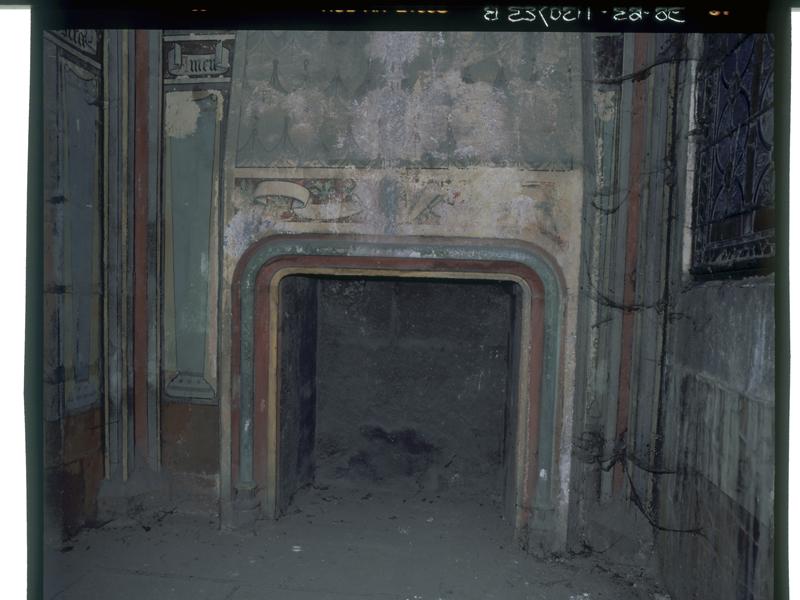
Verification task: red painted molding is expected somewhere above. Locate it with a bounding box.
[614,33,650,494]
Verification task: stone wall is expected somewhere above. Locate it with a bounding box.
[314,277,514,498]
[657,278,774,600]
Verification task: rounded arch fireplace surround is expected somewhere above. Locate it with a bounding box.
[227,235,566,549]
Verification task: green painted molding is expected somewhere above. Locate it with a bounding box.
[233,234,565,517]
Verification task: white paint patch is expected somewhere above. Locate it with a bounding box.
[592,89,617,123]
[283,89,327,146]
[367,31,422,67]
[453,145,478,160]
[506,195,536,224]
[165,91,201,139]
[351,87,409,160]
[224,205,275,259]
[450,80,510,159]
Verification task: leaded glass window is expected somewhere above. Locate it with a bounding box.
[691,33,774,275]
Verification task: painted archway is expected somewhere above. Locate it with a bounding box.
[228,235,565,543]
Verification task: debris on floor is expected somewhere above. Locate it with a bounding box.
[45,484,669,600]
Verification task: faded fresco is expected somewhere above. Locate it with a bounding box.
[232,31,579,169]
[216,36,586,449]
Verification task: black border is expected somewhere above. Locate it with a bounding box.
[34,1,772,32]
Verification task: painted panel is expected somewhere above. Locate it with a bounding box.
[163,90,223,400]
[50,29,102,65]
[56,52,104,414]
[162,38,234,84]
[42,31,106,537]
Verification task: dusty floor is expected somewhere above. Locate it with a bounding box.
[44,484,668,600]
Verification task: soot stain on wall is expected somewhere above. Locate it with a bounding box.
[313,277,514,497]
[278,275,519,505]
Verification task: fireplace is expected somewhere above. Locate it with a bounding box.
[227,235,566,551]
[276,274,521,524]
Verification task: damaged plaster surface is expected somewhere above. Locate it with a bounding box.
[223,167,581,254]
[233,31,579,167]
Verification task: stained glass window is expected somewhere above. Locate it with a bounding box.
[691,33,774,275]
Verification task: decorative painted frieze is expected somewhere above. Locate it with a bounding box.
[49,29,101,61]
[237,177,363,222]
[223,166,579,268]
[162,36,235,83]
[230,30,581,169]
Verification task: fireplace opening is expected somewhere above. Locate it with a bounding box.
[276,273,524,532]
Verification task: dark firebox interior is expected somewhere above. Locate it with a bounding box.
[277,275,522,518]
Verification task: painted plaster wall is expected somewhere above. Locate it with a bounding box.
[215,31,586,548]
[230,31,580,168]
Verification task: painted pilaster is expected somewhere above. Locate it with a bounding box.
[613,33,651,494]
[573,32,631,507]
[146,30,163,471]
[133,30,150,470]
[159,31,235,508]
[103,29,126,479]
